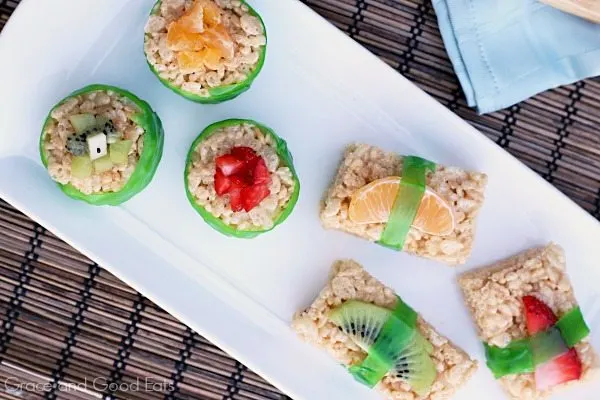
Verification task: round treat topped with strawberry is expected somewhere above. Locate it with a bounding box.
[185,119,299,237]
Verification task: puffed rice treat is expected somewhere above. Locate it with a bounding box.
[293,259,478,400]
[459,243,598,399]
[320,143,488,265]
[40,85,163,205]
[185,120,299,235]
[144,0,266,101]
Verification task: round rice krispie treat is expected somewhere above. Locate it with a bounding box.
[40,85,164,205]
[144,0,267,103]
[185,119,300,238]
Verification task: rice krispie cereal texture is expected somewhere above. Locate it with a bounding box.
[187,123,295,230]
[43,91,144,195]
[320,144,488,265]
[292,260,478,400]
[144,0,266,97]
[458,243,598,400]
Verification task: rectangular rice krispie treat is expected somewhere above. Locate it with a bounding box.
[292,260,478,400]
[320,144,488,265]
[458,243,598,399]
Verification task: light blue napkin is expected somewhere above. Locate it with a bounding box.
[432,0,600,113]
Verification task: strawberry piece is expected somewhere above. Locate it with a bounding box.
[214,170,231,196]
[253,158,271,185]
[231,146,259,170]
[228,189,243,212]
[241,184,270,212]
[229,176,248,191]
[216,154,245,176]
[535,349,582,391]
[523,296,558,335]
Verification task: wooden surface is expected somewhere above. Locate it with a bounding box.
[1,0,599,399]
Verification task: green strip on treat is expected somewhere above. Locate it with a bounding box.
[485,339,535,379]
[378,156,436,250]
[393,296,418,328]
[556,307,590,347]
[349,297,418,387]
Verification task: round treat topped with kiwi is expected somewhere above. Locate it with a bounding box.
[185,119,300,238]
[144,0,266,103]
[40,84,164,205]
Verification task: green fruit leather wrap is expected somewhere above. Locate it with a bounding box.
[485,306,590,378]
[184,119,300,238]
[378,156,436,250]
[40,84,164,206]
[145,1,267,104]
[349,296,418,387]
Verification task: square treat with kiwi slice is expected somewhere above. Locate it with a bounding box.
[320,143,488,265]
[458,243,598,399]
[292,260,478,399]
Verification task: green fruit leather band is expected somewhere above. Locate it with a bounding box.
[40,84,164,206]
[485,306,590,378]
[378,156,436,250]
[349,296,418,387]
[556,307,591,347]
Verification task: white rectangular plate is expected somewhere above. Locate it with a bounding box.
[1,1,599,399]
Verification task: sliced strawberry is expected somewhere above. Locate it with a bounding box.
[216,154,245,176]
[214,170,231,196]
[229,176,248,191]
[241,184,270,212]
[253,158,271,185]
[231,146,259,167]
[228,189,243,212]
[523,296,558,335]
[535,349,582,391]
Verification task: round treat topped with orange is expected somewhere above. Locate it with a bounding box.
[144,0,266,103]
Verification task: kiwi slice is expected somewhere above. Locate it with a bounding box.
[329,300,436,395]
[329,300,394,351]
[392,333,436,395]
[71,156,93,179]
[69,113,96,134]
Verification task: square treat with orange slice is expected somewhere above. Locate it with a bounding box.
[292,259,478,400]
[459,243,598,399]
[320,143,488,265]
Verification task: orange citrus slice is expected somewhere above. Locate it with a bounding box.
[178,0,205,32]
[167,22,205,51]
[348,176,455,236]
[201,25,235,59]
[177,48,222,72]
[199,0,223,27]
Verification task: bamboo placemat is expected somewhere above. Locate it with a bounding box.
[1,0,599,399]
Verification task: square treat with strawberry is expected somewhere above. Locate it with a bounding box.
[320,143,488,265]
[459,243,598,399]
[293,259,478,400]
[185,119,300,238]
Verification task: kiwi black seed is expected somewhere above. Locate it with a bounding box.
[328,300,437,396]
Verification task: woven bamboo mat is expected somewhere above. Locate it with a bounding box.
[0,0,599,399]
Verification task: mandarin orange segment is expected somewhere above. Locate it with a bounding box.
[177,51,206,73]
[199,0,223,27]
[199,47,223,70]
[166,22,204,51]
[178,1,205,33]
[348,176,455,236]
[413,190,455,236]
[201,25,235,59]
